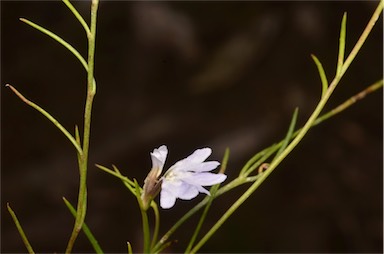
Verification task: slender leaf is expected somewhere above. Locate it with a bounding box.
[63,198,104,254]
[6,84,83,155]
[62,0,91,35]
[20,18,88,70]
[311,54,329,98]
[7,203,35,254]
[273,107,299,161]
[127,242,133,254]
[95,164,136,194]
[337,13,347,76]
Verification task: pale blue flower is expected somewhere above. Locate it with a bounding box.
[149,146,227,209]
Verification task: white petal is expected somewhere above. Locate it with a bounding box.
[168,148,212,172]
[176,183,199,200]
[183,161,220,173]
[183,172,227,186]
[162,177,188,199]
[185,148,212,163]
[160,188,176,209]
[150,145,168,176]
[195,185,210,195]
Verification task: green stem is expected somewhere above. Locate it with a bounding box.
[5,84,83,155]
[153,78,382,253]
[189,3,383,252]
[185,149,230,253]
[313,80,383,125]
[141,208,151,253]
[340,0,383,76]
[65,0,99,252]
[150,202,161,250]
[133,179,151,253]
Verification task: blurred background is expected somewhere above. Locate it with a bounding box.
[1,1,382,253]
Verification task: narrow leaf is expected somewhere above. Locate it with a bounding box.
[6,84,83,155]
[62,0,91,35]
[243,143,280,177]
[95,164,136,194]
[75,125,81,146]
[63,198,104,254]
[337,12,347,76]
[7,203,35,254]
[273,107,299,161]
[127,242,133,254]
[19,18,88,70]
[311,54,329,98]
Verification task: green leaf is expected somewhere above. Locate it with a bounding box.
[273,108,299,161]
[62,198,104,254]
[127,242,133,254]
[6,84,83,155]
[7,203,35,254]
[95,164,136,194]
[241,143,280,177]
[311,54,329,98]
[337,12,347,76]
[62,0,90,35]
[19,18,88,70]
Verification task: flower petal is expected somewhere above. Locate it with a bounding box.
[169,150,217,174]
[184,148,212,163]
[150,145,168,177]
[177,183,199,200]
[160,188,177,209]
[158,146,227,209]
[182,161,220,173]
[183,172,227,186]
[169,148,212,172]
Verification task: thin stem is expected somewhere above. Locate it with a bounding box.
[7,203,35,254]
[133,179,151,253]
[150,202,161,250]
[185,149,230,253]
[5,84,83,155]
[243,144,279,177]
[314,79,383,125]
[239,143,279,176]
[141,208,151,253]
[340,0,383,76]
[153,78,382,253]
[190,3,382,252]
[153,195,209,252]
[65,0,99,252]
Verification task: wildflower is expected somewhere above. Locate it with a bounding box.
[142,145,227,209]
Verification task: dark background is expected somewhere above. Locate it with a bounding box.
[1,1,382,253]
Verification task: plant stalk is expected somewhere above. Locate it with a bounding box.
[65,0,99,252]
